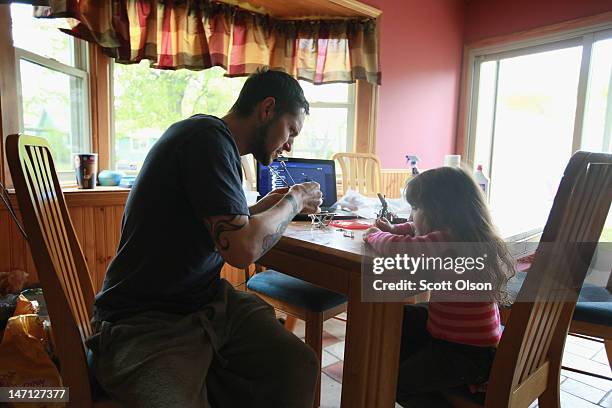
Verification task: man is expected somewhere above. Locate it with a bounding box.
[87,69,322,407]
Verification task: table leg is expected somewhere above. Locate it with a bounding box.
[340,274,404,407]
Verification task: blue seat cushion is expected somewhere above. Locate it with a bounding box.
[247,270,347,313]
[573,302,612,326]
[506,271,611,326]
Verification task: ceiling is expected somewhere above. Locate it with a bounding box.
[216,0,381,19]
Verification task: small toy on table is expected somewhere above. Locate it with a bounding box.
[376,193,408,224]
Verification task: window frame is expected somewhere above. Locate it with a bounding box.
[9,5,91,183]
[301,82,357,154]
[461,22,612,240]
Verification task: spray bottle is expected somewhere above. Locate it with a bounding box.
[474,164,490,201]
[402,155,420,198]
[405,155,420,176]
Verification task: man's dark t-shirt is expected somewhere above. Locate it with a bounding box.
[93,115,249,323]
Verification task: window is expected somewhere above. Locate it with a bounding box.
[466,26,612,239]
[112,61,355,171]
[10,3,90,175]
[582,36,612,152]
[292,82,355,159]
[112,63,246,172]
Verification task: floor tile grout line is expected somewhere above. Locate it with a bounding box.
[561,369,612,384]
[564,390,606,407]
[560,370,612,392]
[564,349,603,361]
[597,388,612,406]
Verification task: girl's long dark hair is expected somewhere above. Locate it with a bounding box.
[405,166,515,304]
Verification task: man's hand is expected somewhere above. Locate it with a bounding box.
[363,226,381,242]
[375,217,396,233]
[290,182,322,214]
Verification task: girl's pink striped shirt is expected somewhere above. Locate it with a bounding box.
[366,223,501,347]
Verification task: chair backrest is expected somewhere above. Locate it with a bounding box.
[332,152,382,197]
[241,155,256,191]
[7,134,95,406]
[485,151,612,407]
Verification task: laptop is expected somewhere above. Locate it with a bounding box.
[256,157,358,220]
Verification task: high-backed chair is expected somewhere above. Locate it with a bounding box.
[241,155,256,191]
[569,278,612,371]
[333,152,382,197]
[7,134,118,408]
[444,151,612,408]
[507,264,612,374]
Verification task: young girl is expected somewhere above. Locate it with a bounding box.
[364,166,515,408]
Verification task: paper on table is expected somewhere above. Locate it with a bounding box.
[333,189,411,219]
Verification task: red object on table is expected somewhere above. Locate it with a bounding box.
[329,220,373,230]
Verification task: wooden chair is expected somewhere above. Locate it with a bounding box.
[444,151,612,408]
[507,263,612,375]
[332,152,382,197]
[568,275,612,371]
[241,155,256,191]
[7,134,118,408]
[565,217,611,371]
[246,269,347,408]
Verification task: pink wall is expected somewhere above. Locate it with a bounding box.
[465,0,612,44]
[363,0,465,169]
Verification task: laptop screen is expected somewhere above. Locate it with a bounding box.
[256,158,337,208]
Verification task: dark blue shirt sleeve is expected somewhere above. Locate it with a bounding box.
[177,125,249,219]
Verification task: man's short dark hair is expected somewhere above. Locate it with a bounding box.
[230,68,310,117]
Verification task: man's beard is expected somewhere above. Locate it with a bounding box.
[251,121,274,166]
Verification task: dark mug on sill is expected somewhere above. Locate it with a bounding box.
[75,153,97,189]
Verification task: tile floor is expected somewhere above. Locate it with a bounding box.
[288,313,612,408]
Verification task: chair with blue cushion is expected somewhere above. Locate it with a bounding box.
[569,248,612,371]
[571,301,612,370]
[506,249,612,373]
[247,269,347,407]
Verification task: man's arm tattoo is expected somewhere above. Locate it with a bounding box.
[259,194,300,257]
[204,215,247,251]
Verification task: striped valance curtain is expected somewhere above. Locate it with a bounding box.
[24,0,380,85]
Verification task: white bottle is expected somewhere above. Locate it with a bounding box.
[474,164,490,201]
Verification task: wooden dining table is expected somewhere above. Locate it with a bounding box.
[257,221,405,408]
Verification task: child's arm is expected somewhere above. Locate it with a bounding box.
[366,229,443,256]
[392,222,416,236]
[375,219,416,236]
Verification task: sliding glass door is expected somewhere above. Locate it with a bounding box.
[467,27,612,239]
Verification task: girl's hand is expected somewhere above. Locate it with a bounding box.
[375,217,395,233]
[363,227,381,242]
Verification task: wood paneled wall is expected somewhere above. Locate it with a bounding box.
[0,188,129,291]
[381,169,410,199]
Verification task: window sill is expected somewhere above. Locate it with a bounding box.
[6,186,130,208]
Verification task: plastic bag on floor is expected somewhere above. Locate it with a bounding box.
[0,303,63,407]
[14,294,39,316]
